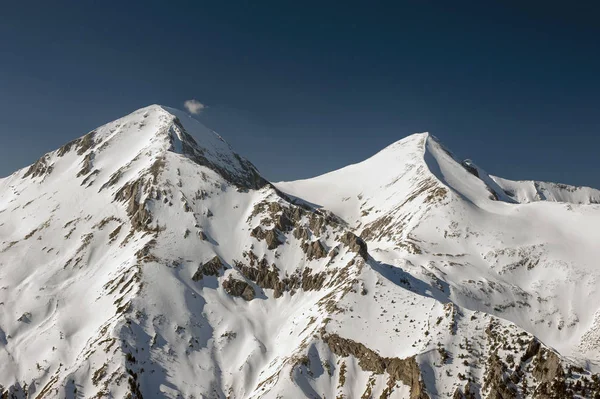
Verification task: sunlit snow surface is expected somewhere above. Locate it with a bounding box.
[1,105,600,398]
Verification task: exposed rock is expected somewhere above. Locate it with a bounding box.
[461,160,479,177]
[77,151,95,177]
[300,267,327,291]
[2,383,27,398]
[483,352,516,399]
[76,131,97,155]
[532,347,566,397]
[57,130,97,157]
[81,169,100,186]
[274,212,294,232]
[99,168,123,192]
[113,178,153,232]
[265,229,281,249]
[521,338,541,363]
[328,247,339,259]
[23,155,53,179]
[487,187,500,201]
[94,216,122,230]
[251,226,282,249]
[483,320,524,399]
[339,231,368,260]
[360,215,394,242]
[463,381,477,399]
[192,256,224,281]
[148,157,166,182]
[171,117,269,190]
[108,225,122,243]
[17,312,32,323]
[386,357,429,399]
[222,276,255,301]
[308,213,326,234]
[236,252,328,297]
[197,230,208,240]
[135,239,158,263]
[452,382,476,399]
[359,178,447,243]
[293,226,310,241]
[250,226,266,240]
[322,333,429,399]
[249,201,308,230]
[302,239,327,260]
[323,333,385,372]
[237,257,285,298]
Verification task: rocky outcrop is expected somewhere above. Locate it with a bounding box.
[521,338,541,363]
[532,347,569,398]
[77,151,95,177]
[264,229,281,249]
[453,382,477,399]
[483,352,517,399]
[222,276,255,301]
[57,130,97,157]
[461,160,479,177]
[302,239,327,260]
[251,226,282,249]
[533,348,563,382]
[113,178,154,233]
[235,251,328,298]
[299,267,327,291]
[238,260,285,298]
[479,319,592,399]
[248,199,345,250]
[339,231,368,260]
[274,211,294,232]
[192,256,224,281]
[23,154,53,179]
[293,226,310,241]
[322,333,429,399]
[250,225,266,240]
[360,215,394,242]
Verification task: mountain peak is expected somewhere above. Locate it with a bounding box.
[13,105,267,192]
[159,106,268,189]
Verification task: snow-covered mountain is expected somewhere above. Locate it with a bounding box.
[1,105,600,398]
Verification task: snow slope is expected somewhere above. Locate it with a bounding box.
[1,107,600,398]
[278,133,600,359]
[491,175,600,204]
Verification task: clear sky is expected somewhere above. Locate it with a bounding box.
[1,1,599,188]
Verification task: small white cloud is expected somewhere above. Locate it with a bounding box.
[184,99,205,114]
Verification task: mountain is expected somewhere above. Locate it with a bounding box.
[1,105,600,398]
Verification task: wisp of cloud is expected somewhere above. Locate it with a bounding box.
[184,99,205,114]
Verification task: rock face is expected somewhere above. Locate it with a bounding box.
[323,333,429,399]
[339,231,368,260]
[302,239,327,260]
[237,258,285,298]
[2,105,600,398]
[222,276,255,301]
[192,256,223,281]
[264,228,281,249]
[234,251,329,298]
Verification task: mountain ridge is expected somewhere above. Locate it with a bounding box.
[1,105,600,398]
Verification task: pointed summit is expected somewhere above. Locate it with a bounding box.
[159,106,268,189]
[16,105,268,191]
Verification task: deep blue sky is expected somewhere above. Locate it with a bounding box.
[1,1,599,187]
